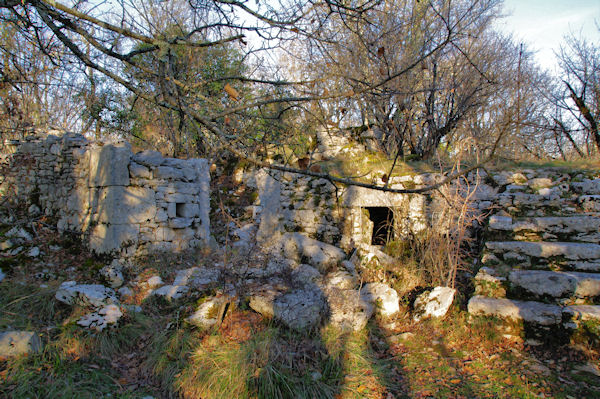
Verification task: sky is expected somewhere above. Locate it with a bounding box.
[496,0,600,73]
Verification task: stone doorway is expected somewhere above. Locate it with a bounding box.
[365,207,394,245]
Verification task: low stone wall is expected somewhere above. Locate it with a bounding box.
[1,133,210,256]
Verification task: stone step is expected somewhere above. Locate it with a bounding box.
[468,295,563,326]
[508,270,600,302]
[484,241,600,270]
[487,215,600,243]
[495,192,600,216]
[473,267,600,302]
[468,296,600,332]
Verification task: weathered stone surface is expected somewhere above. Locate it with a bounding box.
[323,270,357,290]
[249,286,282,319]
[486,241,600,260]
[173,267,221,289]
[56,282,118,308]
[27,246,40,257]
[256,169,282,243]
[89,143,131,187]
[579,195,600,212]
[564,305,600,322]
[151,285,189,300]
[145,275,163,288]
[509,270,600,299]
[129,162,151,179]
[0,331,42,358]
[100,259,124,288]
[272,287,325,331]
[77,304,123,331]
[360,283,399,317]
[290,264,322,285]
[95,186,156,224]
[281,233,346,272]
[325,287,373,331]
[89,223,139,254]
[5,227,32,242]
[572,179,600,195]
[489,215,600,242]
[413,287,456,321]
[468,296,563,325]
[132,150,163,167]
[187,297,227,328]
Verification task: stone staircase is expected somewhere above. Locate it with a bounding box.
[468,170,600,342]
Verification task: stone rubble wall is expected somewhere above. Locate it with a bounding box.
[0,133,210,256]
[251,168,494,250]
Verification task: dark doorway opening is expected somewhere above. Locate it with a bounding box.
[366,207,394,245]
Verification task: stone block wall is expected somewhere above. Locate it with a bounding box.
[1,133,210,256]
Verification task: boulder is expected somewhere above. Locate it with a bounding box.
[323,270,357,290]
[360,283,399,317]
[325,287,373,331]
[413,287,456,321]
[290,264,322,285]
[55,281,118,308]
[0,331,42,358]
[272,287,325,331]
[77,304,123,331]
[0,268,4,282]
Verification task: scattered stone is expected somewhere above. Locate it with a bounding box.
[78,304,123,331]
[360,283,399,317]
[99,259,125,288]
[187,297,228,329]
[388,332,415,344]
[0,331,42,358]
[118,286,133,298]
[413,287,456,321]
[151,285,189,300]
[5,227,32,242]
[145,275,163,288]
[55,281,118,308]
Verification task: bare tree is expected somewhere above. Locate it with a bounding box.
[0,0,511,193]
[550,31,600,156]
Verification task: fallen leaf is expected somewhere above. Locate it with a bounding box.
[224,84,239,101]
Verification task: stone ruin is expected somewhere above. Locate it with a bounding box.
[1,133,210,257]
[1,131,599,343]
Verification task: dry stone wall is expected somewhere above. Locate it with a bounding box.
[250,168,493,251]
[1,133,210,256]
